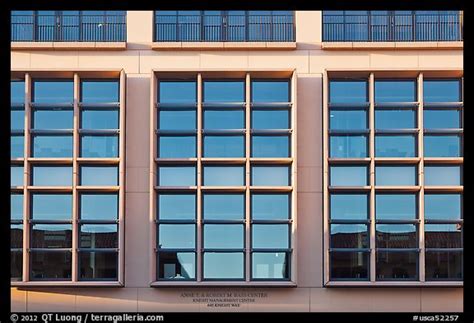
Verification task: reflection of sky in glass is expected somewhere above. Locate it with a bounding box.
[80,194,118,220]
[33,81,73,103]
[204,253,243,279]
[159,224,195,249]
[330,194,368,220]
[425,166,461,186]
[159,110,196,130]
[252,194,289,220]
[159,81,196,103]
[251,81,289,102]
[252,224,288,249]
[81,109,119,129]
[33,166,72,186]
[203,166,244,186]
[204,224,244,248]
[203,194,244,220]
[330,109,367,130]
[424,194,461,220]
[159,136,196,158]
[204,109,244,129]
[81,81,119,103]
[375,80,416,102]
[424,110,460,129]
[329,81,367,103]
[376,166,416,186]
[204,81,244,102]
[81,166,118,186]
[252,166,289,186]
[331,166,367,186]
[203,136,244,157]
[252,109,289,129]
[32,194,72,220]
[252,136,289,158]
[81,135,118,158]
[252,252,288,279]
[376,194,416,220]
[375,109,415,129]
[11,166,23,186]
[330,135,367,158]
[11,81,25,104]
[33,135,73,157]
[11,194,23,220]
[33,109,73,129]
[375,135,415,157]
[11,135,24,158]
[159,194,195,220]
[424,80,460,102]
[159,166,196,186]
[424,136,461,157]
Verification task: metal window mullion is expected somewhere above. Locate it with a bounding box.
[418,72,425,282]
[72,73,80,283]
[196,73,203,282]
[245,73,251,282]
[22,73,32,282]
[369,73,376,282]
[322,71,330,284]
[290,71,297,283]
[118,70,126,285]
[150,72,157,283]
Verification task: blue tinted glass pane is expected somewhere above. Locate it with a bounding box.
[81,81,119,103]
[80,224,117,248]
[11,135,24,158]
[251,81,289,102]
[331,166,367,186]
[376,166,417,186]
[159,166,196,186]
[375,80,416,102]
[425,250,463,281]
[11,110,24,130]
[32,194,72,220]
[252,166,289,186]
[425,166,461,186]
[252,224,289,249]
[204,224,244,248]
[159,136,196,158]
[424,80,461,102]
[330,252,369,280]
[31,224,72,248]
[30,250,72,280]
[159,224,195,249]
[329,81,367,103]
[203,166,244,186]
[251,136,289,158]
[11,224,23,249]
[158,194,196,220]
[11,194,23,221]
[11,166,23,187]
[32,135,73,157]
[203,136,244,157]
[80,194,118,220]
[204,253,244,279]
[11,81,25,104]
[330,135,367,158]
[203,194,244,220]
[376,194,417,220]
[330,109,367,130]
[33,81,73,103]
[81,135,119,158]
[375,109,416,129]
[252,194,289,220]
[81,166,118,186]
[330,194,368,220]
[424,110,461,129]
[252,252,289,279]
[424,136,461,157]
[204,109,244,129]
[425,194,461,220]
[252,109,289,129]
[81,110,119,129]
[375,135,416,157]
[33,166,72,186]
[203,81,244,102]
[33,109,73,129]
[425,224,462,249]
[376,224,417,248]
[159,110,196,130]
[159,81,196,103]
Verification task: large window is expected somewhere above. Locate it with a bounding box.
[11,11,126,42]
[153,72,295,284]
[10,73,124,285]
[325,73,463,284]
[154,11,295,42]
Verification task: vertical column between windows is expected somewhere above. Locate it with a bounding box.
[118,70,126,284]
[368,73,376,282]
[322,71,329,285]
[22,74,32,282]
[290,72,297,283]
[149,72,157,284]
[196,73,203,282]
[245,73,251,282]
[72,73,80,282]
[418,72,425,282]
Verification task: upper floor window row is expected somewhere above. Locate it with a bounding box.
[154,11,295,42]
[323,11,463,42]
[11,11,126,42]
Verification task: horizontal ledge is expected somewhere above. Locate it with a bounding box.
[328,158,371,164]
[11,41,127,51]
[28,158,73,164]
[76,158,120,164]
[155,186,198,191]
[79,102,120,109]
[321,41,463,50]
[423,157,463,164]
[423,102,463,109]
[76,186,120,191]
[11,281,124,288]
[375,186,421,192]
[26,186,72,191]
[424,186,463,192]
[151,42,296,51]
[201,186,246,192]
[10,158,25,163]
[329,186,371,191]
[250,158,293,164]
[374,157,421,164]
[201,158,246,164]
[150,281,296,287]
[250,186,293,192]
[325,281,463,287]
[155,158,197,164]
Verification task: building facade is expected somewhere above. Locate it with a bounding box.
[10,10,463,312]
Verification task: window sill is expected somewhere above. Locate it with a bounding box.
[11,281,123,288]
[325,281,463,287]
[321,41,463,50]
[151,42,297,51]
[150,281,297,287]
[11,42,127,51]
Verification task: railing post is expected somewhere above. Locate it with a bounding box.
[368,12,372,42]
[245,11,249,41]
[79,12,83,41]
[412,12,416,41]
[176,13,179,41]
[200,12,204,41]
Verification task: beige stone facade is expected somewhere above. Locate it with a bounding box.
[11,11,463,312]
